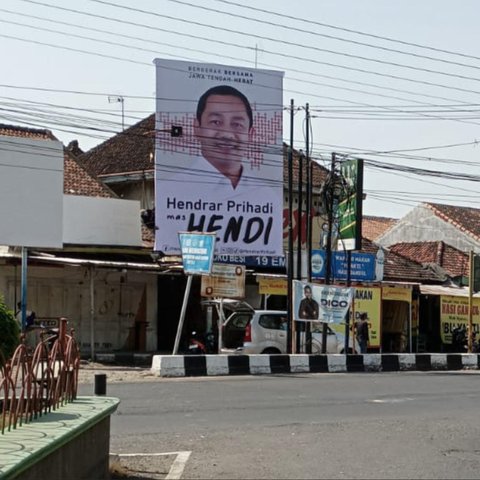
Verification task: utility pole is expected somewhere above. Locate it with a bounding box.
[468,250,474,353]
[296,145,303,354]
[305,103,312,354]
[322,152,337,353]
[287,99,295,354]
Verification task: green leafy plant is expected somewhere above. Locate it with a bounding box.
[0,296,20,364]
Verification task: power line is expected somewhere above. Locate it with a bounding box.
[213,0,480,64]
[5,7,480,112]
[16,0,480,99]
[167,0,480,74]
[86,0,480,85]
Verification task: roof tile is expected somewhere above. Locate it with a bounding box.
[362,215,397,241]
[389,241,468,278]
[426,202,480,242]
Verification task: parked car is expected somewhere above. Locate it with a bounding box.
[210,300,358,354]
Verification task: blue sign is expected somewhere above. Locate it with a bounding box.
[214,254,286,269]
[178,232,216,274]
[311,249,376,281]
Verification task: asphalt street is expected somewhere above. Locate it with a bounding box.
[79,371,480,479]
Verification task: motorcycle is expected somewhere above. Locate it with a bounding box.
[186,331,207,355]
[451,326,480,353]
[451,326,467,352]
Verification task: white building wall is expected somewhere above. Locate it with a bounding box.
[0,263,157,354]
[63,195,142,246]
[376,205,480,253]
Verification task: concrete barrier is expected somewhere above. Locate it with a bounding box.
[151,353,480,377]
[0,396,119,480]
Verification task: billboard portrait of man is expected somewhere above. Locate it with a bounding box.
[154,59,284,257]
[194,85,253,190]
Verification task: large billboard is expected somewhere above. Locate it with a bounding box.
[0,137,63,248]
[154,59,284,256]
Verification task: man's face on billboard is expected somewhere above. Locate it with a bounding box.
[194,94,252,173]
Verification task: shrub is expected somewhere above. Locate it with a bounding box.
[0,296,20,364]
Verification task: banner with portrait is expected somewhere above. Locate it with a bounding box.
[293,280,354,324]
[154,58,284,256]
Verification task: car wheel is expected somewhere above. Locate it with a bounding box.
[261,347,281,354]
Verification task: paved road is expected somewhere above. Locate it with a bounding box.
[79,371,480,479]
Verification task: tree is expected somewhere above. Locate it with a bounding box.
[0,296,20,364]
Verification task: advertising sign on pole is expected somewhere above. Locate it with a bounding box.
[337,158,364,251]
[178,232,216,275]
[311,249,376,281]
[154,58,284,256]
[293,280,354,324]
[201,264,246,298]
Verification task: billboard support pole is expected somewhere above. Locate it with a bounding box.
[20,247,28,331]
[173,275,193,355]
[90,266,95,361]
[287,99,295,354]
[218,297,224,354]
[468,250,474,353]
[344,250,352,355]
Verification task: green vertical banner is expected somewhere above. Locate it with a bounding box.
[337,159,364,251]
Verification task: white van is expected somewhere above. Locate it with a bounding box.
[214,301,358,354]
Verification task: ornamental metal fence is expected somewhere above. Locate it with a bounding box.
[0,318,80,434]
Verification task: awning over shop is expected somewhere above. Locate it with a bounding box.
[420,285,480,298]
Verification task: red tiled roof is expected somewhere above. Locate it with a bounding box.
[389,241,468,278]
[362,215,397,241]
[79,115,155,177]
[361,238,445,283]
[63,151,115,198]
[426,202,480,242]
[283,144,329,189]
[0,123,56,140]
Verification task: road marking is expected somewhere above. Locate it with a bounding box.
[368,397,414,403]
[166,451,191,479]
[110,451,192,479]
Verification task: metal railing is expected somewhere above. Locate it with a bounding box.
[0,318,80,434]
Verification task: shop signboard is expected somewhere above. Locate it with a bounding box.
[440,295,480,344]
[201,264,246,298]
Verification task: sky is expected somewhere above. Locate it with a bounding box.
[2,0,480,219]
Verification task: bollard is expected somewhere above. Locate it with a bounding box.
[94,373,107,395]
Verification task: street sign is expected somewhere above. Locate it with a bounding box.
[311,249,376,281]
[178,232,216,275]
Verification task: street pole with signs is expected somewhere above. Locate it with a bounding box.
[173,232,216,355]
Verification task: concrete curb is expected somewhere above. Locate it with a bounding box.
[151,353,480,377]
